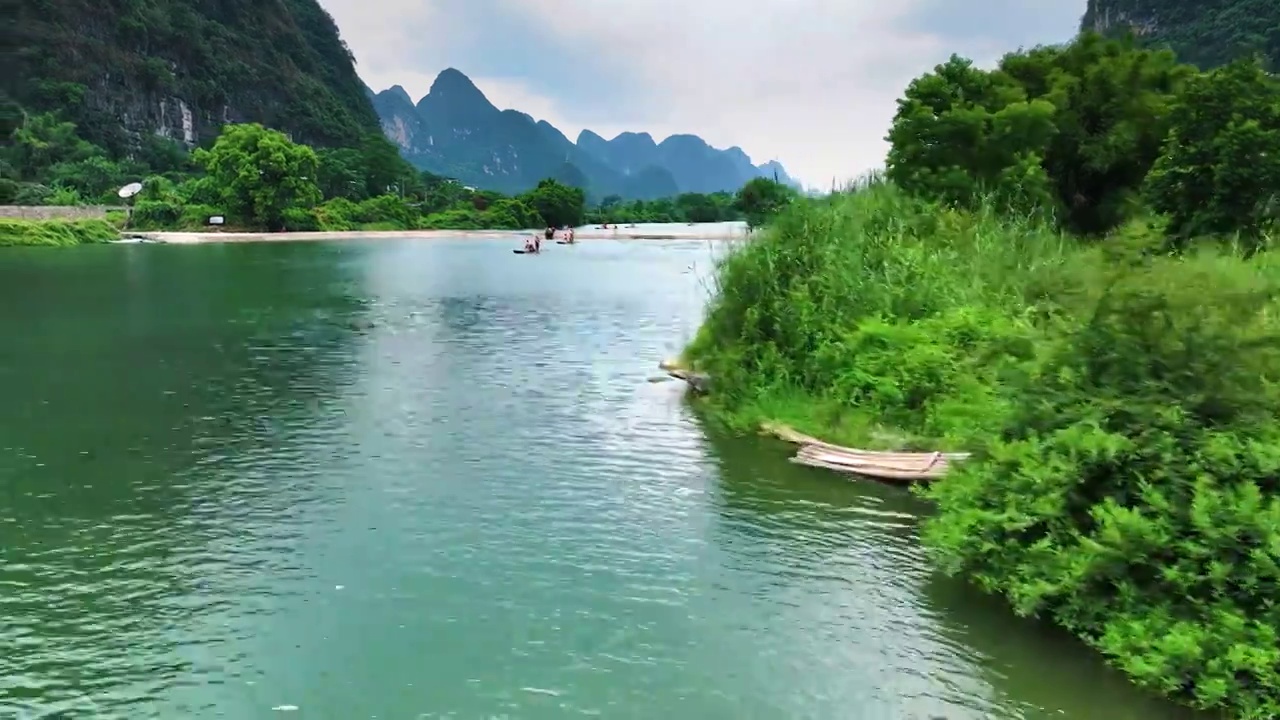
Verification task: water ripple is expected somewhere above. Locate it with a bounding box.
[0,238,1197,720]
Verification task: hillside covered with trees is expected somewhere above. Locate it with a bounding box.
[8,0,381,153]
[1081,0,1278,69]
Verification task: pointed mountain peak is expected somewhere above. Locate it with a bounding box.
[378,84,413,105]
[428,68,488,103]
[577,129,605,145]
[611,131,656,145]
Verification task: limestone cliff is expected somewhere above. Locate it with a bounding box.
[7,0,383,154]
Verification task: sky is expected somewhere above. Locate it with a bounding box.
[321,0,1087,189]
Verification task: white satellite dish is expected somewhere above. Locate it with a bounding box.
[117,182,143,199]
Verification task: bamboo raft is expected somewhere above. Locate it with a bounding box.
[657,361,966,481]
[659,358,712,393]
[761,422,968,482]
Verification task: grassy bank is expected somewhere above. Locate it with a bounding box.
[0,218,119,247]
[684,183,1280,718]
[684,182,1078,450]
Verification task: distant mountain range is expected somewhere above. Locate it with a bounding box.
[367,69,800,199]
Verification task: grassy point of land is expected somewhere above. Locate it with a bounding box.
[682,182,1079,452]
[683,179,1280,719]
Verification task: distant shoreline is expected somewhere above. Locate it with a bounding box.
[121,228,751,244]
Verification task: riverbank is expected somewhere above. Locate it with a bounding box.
[1,221,749,247]
[681,182,1280,718]
[120,226,749,244]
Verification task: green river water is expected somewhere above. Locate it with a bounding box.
[0,237,1202,720]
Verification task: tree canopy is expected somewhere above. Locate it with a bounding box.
[194,123,321,230]
[734,177,798,229]
[1146,58,1280,247]
[887,33,1194,234]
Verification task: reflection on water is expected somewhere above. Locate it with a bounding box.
[0,238,1201,719]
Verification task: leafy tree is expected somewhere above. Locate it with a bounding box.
[194,123,321,230]
[7,112,100,181]
[1146,57,1280,247]
[1002,34,1193,233]
[886,34,1193,234]
[886,55,1057,214]
[44,156,130,201]
[734,177,796,229]
[521,178,585,228]
[316,147,365,200]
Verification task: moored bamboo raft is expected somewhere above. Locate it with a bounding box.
[761,422,968,482]
[659,358,712,393]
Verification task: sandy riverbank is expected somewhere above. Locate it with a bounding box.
[123,228,751,244]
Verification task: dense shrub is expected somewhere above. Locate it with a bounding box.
[923,250,1280,718]
[315,197,358,231]
[686,177,1280,718]
[354,194,413,228]
[281,206,320,231]
[131,200,182,229]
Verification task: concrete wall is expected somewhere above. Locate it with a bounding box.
[0,205,117,221]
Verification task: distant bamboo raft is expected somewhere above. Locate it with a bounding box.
[761,422,968,482]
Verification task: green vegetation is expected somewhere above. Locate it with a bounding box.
[9,0,380,153]
[685,31,1279,719]
[5,106,783,236]
[0,218,118,247]
[1081,0,1278,70]
[584,178,794,227]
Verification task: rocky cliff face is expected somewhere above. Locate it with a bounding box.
[7,0,382,154]
[374,68,799,198]
[1080,0,1278,69]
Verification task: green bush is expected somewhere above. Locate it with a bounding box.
[131,200,182,229]
[0,218,117,246]
[178,204,220,228]
[354,194,414,228]
[684,181,1072,449]
[14,183,52,205]
[315,197,358,231]
[0,178,19,203]
[418,208,483,230]
[923,249,1280,719]
[686,180,1280,718]
[281,206,320,231]
[481,198,541,229]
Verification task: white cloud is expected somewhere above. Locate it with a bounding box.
[491,0,946,187]
[321,0,1083,189]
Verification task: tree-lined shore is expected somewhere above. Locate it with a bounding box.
[2,109,797,245]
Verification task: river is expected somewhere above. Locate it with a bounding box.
[0,236,1201,719]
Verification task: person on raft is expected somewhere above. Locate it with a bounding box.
[544,226,555,241]
[524,235,537,252]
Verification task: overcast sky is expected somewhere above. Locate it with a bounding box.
[321,0,1086,188]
